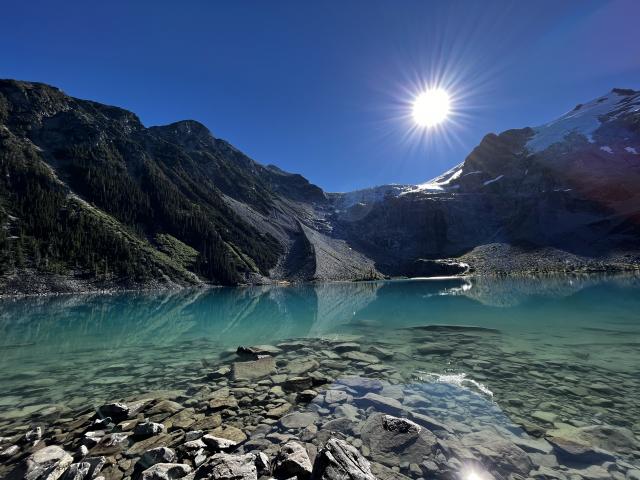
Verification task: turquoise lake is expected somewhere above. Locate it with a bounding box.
[1,275,639,478]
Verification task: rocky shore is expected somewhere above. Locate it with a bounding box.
[1,330,639,480]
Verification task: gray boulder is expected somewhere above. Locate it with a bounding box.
[140,463,192,480]
[197,453,257,480]
[311,438,376,480]
[274,441,313,480]
[139,447,177,469]
[19,445,73,480]
[134,422,166,437]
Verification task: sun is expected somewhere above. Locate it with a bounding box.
[413,88,451,127]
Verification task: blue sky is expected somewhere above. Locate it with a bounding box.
[2,1,639,191]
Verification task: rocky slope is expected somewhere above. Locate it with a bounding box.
[0,80,639,294]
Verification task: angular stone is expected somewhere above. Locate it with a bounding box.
[267,403,292,418]
[287,359,320,375]
[209,425,247,443]
[139,447,177,469]
[461,430,533,477]
[360,413,436,465]
[274,441,313,480]
[312,438,375,480]
[324,390,349,404]
[341,352,379,363]
[337,377,383,394]
[356,393,404,415]
[281,412,319,430]
[208,396,238,411]
[22,445,73,480]
[233,357,277,381]
[198,453,257,480]
[146,401,183,415]
[140,463,192,480]
[134,422,165,437]
[283,377,314,392]
[202,434,238,451]
[297,390,319,403]
[408,412,453,433]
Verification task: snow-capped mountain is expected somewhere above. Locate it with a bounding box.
[330,88,640,270]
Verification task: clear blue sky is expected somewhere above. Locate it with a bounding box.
[1,1,639,192]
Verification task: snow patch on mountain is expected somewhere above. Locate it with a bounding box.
[526,89,640,153]
[483,174,504,186]
[600,146,613,154]
[625,146,638,155]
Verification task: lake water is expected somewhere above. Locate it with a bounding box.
[1,275,639,479]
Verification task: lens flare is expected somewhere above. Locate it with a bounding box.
[413,88,451,127]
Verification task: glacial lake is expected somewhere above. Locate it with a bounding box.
[1,275,639,479]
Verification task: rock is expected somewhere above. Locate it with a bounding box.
[311,438,375,480]
[333,343,361,353]
[207,366,231,380]
[237,345,281,358]
[233,357,277,381]
[97,402,129,422]
[360,413,436,465]
[324,390,349,404]
[461,430,532,477]
[356,393,404,415]
[281,412,319,429]
[415,344,454,355]
[547,435,615,464]
[134,422,165,437]
[274,441,313,480]
[0,445,19,458]
[254,451,271,477]
[139,447,177,468]
[341,352,379,363]
[283,377,314,392]
[146,401,183,415]
[202,434,238,451]
[321,418,357,436]
[408,412,453,433]
[267,402,293,418]
[140,463,192,480]
[297,390,319,403]
[22,445,73,480]
[97,399,148,422]
[64,462,90,480]
[566,464,610,480]
[287,359,320,375]
[208,396,238,411]
[531,411,557,424]
[25,426,43,443]
[89,432,130,456]
[545,424,634,464]
[208,425,247,443]
[337,377,383,394]
[198,453,257,480]
[334,404,359,420]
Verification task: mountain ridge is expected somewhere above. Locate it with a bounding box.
[0,79,639,295]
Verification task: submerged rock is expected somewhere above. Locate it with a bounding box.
[312,438,375,480]
[232,357,277,381]
[356,393,404,416]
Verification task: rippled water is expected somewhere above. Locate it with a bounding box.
[1,275,639,478]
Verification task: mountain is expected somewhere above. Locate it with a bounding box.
[329,88,640,274]
[0,80,638,294]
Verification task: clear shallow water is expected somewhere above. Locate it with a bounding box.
[1,275,639,478]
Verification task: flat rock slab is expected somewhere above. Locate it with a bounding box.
[232,357,277,381]
[281,412,319,430]
[356,393,404,416]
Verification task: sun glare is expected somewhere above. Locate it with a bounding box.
[413,88,451,127]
